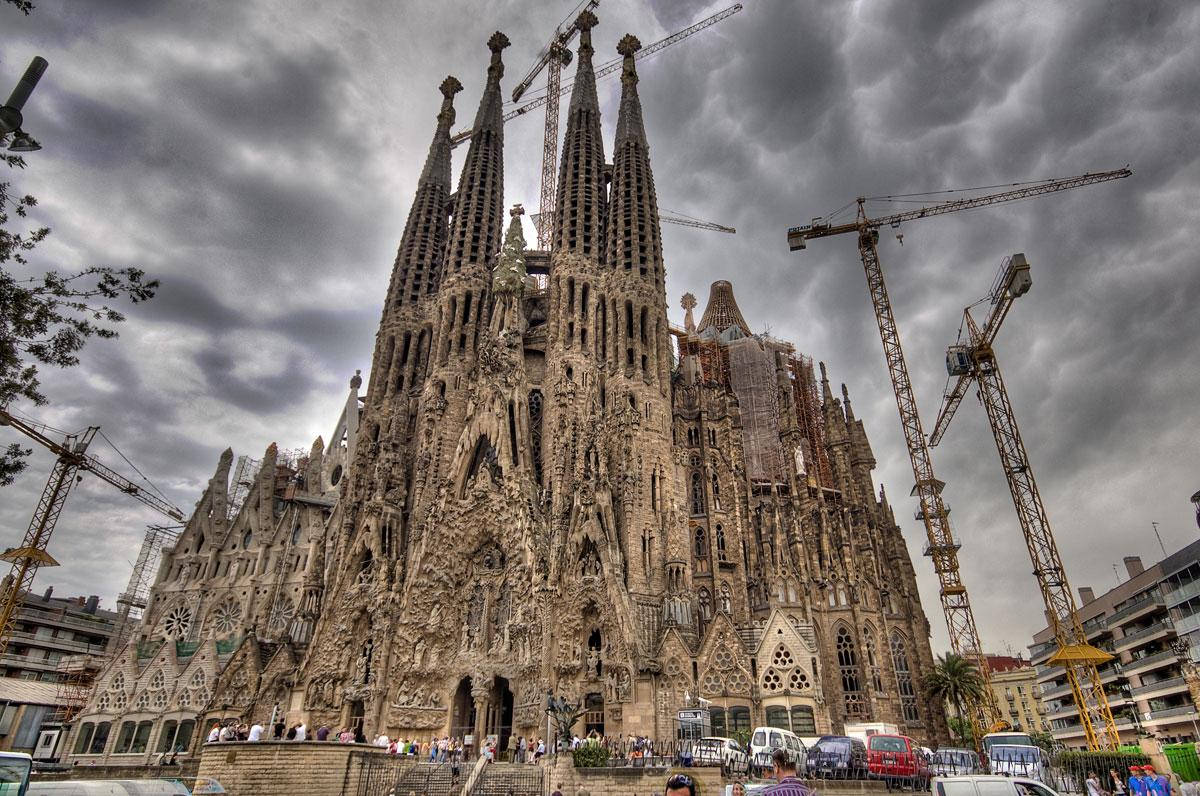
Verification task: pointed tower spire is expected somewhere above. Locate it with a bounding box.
[697,280,752,337]
[493,204,528,295]
[841,383,854,421]
[606,33,663,280]
[819,361,835,404]
[553,10,606,258]
[444,32,509,278]
[386,76,462,307]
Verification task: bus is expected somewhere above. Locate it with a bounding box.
[0,752,30,796]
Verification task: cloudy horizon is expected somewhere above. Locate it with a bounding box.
[2,0,1197,657]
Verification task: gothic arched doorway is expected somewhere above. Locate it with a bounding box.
[491,677,514,753]
[452,677,475,740]
[584,692,604,736]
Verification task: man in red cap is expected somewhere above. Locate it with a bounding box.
[1128,766,1147,796]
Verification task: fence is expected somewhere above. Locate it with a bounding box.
[1165,743,1200,783]
[344,753,459,796]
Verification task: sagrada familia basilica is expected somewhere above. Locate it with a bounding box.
[63,12,947,765]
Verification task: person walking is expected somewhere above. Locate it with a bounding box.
[1087,771,1107,796]
[439,736,449,762]
[1144,764,1172,796]
[1129,766,1149,796]
[1112,769,1127,796]
[761,748,814,796]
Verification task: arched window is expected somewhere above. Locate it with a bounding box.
[157,720,179,754]
[690,472,705,515]
[711,474,721,511]
[729,706,751,734]
[89,722,112,754]
[837,584,848,606]
[73,723,96,755]
[710,707,726,737]
[890,631,919,722]
[836,626,864,717]
[698,588,713,622]
[765,705,789,729]
[791,705,816,735]
[715,524,727,561]
[864,628,884,693]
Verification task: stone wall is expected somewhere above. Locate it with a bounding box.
[195,741,400,796]
[29,760,200,784]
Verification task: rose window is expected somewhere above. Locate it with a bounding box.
[727,670,751,692]
[772,644,795,668]
[212,601,243,635]
[189,671,206,689]
[789,669,811,690]
[713,646,735,670]
[701,672,724,694]
[162,606,193,639]
[761,667,783,693]
[268,597,296,633]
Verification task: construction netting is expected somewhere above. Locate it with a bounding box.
[727,336,786,483]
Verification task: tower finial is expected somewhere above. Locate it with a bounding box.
[841,383,854,419]
[576,9,598,35]
[488,31,510,56]
[617,33,642,58]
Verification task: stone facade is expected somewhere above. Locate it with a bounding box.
[65,12,948,764]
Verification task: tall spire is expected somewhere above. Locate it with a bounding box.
[444,32,510,277]
[697,280,751,337]
[553,10,606,258]
[606,33,662,279]
[386,76,462,306]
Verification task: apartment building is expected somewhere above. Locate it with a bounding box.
[1030,540,1200,748]
[0,587,117,683]
[986,654,1050,733]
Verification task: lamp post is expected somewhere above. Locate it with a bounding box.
[0,56,48,152]
[1191,490,1200,531]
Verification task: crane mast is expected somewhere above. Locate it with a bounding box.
[787,167,1131,738]
[0,407,186,651]
[931,254,1121,750]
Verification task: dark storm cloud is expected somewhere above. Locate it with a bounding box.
[1,0,1196,653]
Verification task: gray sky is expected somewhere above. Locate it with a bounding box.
[3,0,1197,656]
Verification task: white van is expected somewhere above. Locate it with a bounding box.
[749,726,807,773]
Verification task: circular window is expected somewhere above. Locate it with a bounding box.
[330,464,343,486]
[162,606,193,639]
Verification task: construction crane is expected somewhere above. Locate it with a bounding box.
[0,407,186,652]
[452,3,744,250]
[786,166,1132,739]
[531,207,735,236]
[929,253,1121,750]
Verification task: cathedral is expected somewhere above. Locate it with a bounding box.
[63,13,946,766]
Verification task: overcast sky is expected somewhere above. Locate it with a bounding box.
[3,0,1197,656]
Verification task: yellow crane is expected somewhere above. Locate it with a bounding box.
[0,407,186,651]
[786,166,1132,739]
[929,253,1120,749]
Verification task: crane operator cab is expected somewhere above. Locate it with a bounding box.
[1002,253,1032,299]
[946,346,972,377]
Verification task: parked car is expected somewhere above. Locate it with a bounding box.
[931,748,986,776]
[749,726,808,774]
[806,735,869,779]
[867,733,931,788]
[986,745,1050,783]
[694,736,748,771]
[932,775,1060,796]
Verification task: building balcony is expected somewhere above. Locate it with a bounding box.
[1145,705,1199,723]
[1174,613,1200,637]
[1130,676,1189,700]
[1122,648,1178,677]
[17,606,115,637]
[0,652,63,673]
[1109,591,1166,625]
[1165,581,1200,609]
[1031,641,1056,666]
[1114,620,1174,652]
[6,630,108,656]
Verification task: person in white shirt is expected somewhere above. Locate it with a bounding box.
[206,724,220,743]
[294,723,307,741]
[247,723,264,741]
[375,734,390,748]
[218,724,235,742]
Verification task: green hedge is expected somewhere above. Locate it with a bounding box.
[572,742,611,768]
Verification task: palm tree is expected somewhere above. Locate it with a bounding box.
[924,652,985,743]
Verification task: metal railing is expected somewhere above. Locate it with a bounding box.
[1114,620,1174,650]
[1109,590,1164,623]
[1165,581,1200,608]
[1130,675,1187,698]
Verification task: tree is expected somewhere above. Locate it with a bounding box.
[924,652,985,743]
[2,154,158,485]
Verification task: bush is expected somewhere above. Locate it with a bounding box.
[572,742,611,768]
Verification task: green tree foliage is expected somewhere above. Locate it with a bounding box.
[571,741,611,768]
[924,652,986,741]
[1029,730,1056,754]
[947,716,975,746]
[1,154,158,484]
[4,0,34,14]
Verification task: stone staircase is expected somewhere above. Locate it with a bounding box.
[389,760,459,795]
[467,762,545,795]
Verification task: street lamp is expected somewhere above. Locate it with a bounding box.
[0,56,48,152]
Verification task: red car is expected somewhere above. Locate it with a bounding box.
[867,733,930,788]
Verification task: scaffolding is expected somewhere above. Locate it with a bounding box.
[727,337,787,484]
[227,455,259,521]
[789,354,834,490]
